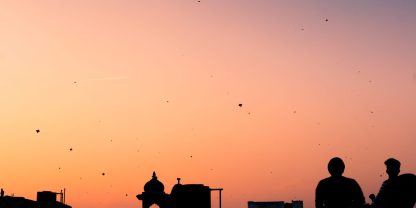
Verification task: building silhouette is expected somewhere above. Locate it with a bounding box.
[248,200,303,208]
[0,190,71,208]
[137,172,223,208]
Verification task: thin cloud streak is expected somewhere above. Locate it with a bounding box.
[86,77,128,81]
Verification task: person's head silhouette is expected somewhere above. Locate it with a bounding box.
[384,158,400,179]
[328,157,345,177]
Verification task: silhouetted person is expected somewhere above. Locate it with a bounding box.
[373,158,416,208]
[315,157,365,208]
[0,188,3,197]
[373,158,400,208]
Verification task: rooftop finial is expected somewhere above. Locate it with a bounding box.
[177,178,181,184]
[152,171,157,179]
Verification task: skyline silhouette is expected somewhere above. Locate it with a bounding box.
[2,161,414,208]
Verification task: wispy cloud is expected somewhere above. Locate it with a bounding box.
[86,76,128,81]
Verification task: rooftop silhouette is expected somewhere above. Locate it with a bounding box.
[0,190,71,208]
[137,172,223,208]
[248,200,303,208]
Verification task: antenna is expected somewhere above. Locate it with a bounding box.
[57,188,66,204]
[59,190,63,203]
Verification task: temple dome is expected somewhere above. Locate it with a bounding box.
[144,172,164,193]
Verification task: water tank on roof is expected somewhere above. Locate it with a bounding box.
[37,191,57,202]
[171,184,211,208]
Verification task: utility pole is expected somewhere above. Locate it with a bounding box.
[211,188,223,208]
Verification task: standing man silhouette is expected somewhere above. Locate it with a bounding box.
[373,158,400,208]
[315,157,365,208]
[373,158,416,208]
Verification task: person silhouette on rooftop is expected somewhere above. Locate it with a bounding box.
[315,157,365,208]
[373,158,416,208]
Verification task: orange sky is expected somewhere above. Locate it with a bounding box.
[0,1,415,208]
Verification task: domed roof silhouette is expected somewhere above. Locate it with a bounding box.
[144,172,164,193]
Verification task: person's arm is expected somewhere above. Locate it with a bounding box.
[315,181,325,208]
[352,180,365,206]
[373,181,389,208]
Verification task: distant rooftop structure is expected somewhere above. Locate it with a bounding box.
[248,200,303,208]
[137,172,223,208]
[0,190,71,208]
[248,201,284,208]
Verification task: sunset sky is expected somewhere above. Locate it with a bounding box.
[0,1,415,208]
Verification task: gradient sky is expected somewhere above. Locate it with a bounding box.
[1,1,415,208]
